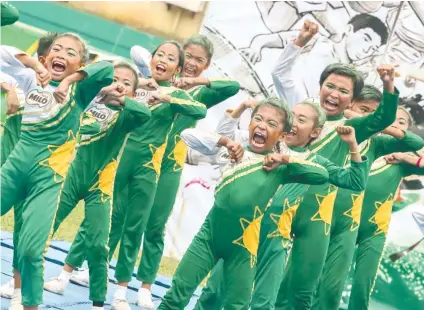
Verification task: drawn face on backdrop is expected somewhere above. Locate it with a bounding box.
[345,26,382,61]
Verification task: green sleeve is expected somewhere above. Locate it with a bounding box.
[316,155,368,191]
[345,89,399,144]
[169,90,207,120]
[192,79,240,108]
[281,156,329,185]
[119,97,152,132]
[77,61,114,107]
[1,2,19,27]
[401,162,424,176]
[373,131,424,158]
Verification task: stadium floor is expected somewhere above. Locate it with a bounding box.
[0,231,201,309]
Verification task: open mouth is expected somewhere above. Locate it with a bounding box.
[252,131,266,148]
[286,129,296,137]
[183,67,196,77]
[52,60,66,73]
[323,99,338,112]
[156,64,166,74]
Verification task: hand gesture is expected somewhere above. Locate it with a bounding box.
[5,87,20,115]
[377,64,395,93]
[173,77,201,90]
[53,79,70,103]
[343,109,361,119]
[263,154,288,171]
[336,126,357,145]
[384,152,406,165]
[243,99,259,110]
[35,66,51,88]
[226,141,244,163]
[147,91,170,106]
[98,83,126,106]
[138,78,159,91]
[295,19,319,48]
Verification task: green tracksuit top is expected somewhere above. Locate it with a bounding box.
[161,79,240,172]
[264,145,368,244]
[125,81,207,178]
[74,96,152,191]
[331,131,424,231]
[359,155,424,239]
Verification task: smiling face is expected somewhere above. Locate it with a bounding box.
[150,43,181,82]
[319,73,354,117]
[45,36,85,81]
[248,105,286,153]
[183,44,210,78]
[392,108,411,131]
[285,103,321,148]
[113,67,137,97]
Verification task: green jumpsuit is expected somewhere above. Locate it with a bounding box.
[0,45,113,306]
[347,155,424,310]
[273,89,399,310]
[1,2,19,27]
[195,150,368,310]
[49,96,151,302]
[158,126,330,309]
[0,75,24,273]
[134,79,240,285]
[107,83,207,284]
[311,131,424,310]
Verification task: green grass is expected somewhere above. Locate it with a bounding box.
[1,201,180,278]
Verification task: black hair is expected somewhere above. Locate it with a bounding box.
[356,84,382,103]
[252,97,293,133]
[37,32,58,58]
[348,13,388,45]
[152,40,185,70]
[319,63,365,100]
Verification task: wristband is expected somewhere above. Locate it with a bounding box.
[416,157,423,168]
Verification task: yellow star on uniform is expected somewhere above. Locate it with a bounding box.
[39,130,77,183]
[267,197,301,248]
[143,142,167,182]
[233,206,264,267]
[343,192,365,231]
[369,193,394,235]
[311,185,338,235]
[89,159,118,203]
[168,135,187,172]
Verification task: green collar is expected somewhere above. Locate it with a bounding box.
[49,80,61,87]
[326,113,345,121]
[157,80,171,87]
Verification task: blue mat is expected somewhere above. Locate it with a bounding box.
[0,231,200,309]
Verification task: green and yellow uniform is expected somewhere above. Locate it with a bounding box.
[195,145,368,310]
[348,154,424,310]
[158,127,330,310]
[0,45,113,306]
[311,130,424,310]
[135,79,240,285]
[274,89,399,310]
[108,82,207,284]
[50,96,151,303]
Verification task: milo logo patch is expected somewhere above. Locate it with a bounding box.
[136,89,149,102]
[86,105,112,123]
[216,148,231,164]
[25,89,53,108]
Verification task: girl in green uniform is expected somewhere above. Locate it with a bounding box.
[343,108,424,310]
[311,95,424,310]
[128,35,240,309]
[158,97,330,310]
[0,34,114,310]
[0,33,58,305]
[41,62,151,310]
[107,41,207,310]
